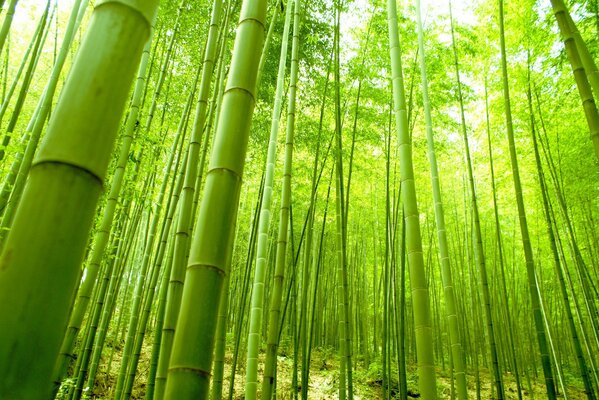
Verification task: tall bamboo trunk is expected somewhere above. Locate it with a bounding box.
[164,0,267,396]
[0,1,157,397]
[498,1,557,397]
[386,0,437,397]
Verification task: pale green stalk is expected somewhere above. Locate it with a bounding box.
[206,18,233,400]
[556,1,599,100]
[245,0,292,398]
[146,233,175,400]
[386,0,436,396]
[415,1,466,397]
[261,0,300,397]
[333,3,353,397]
[0,0,18,57]
[210,274,230,400]
[499,0,557,397]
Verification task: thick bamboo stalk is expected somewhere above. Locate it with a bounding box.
[51,32,155,395]
[164,0,266,396]
[0,1,157,397]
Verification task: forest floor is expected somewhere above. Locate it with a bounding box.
[80,334,588,399]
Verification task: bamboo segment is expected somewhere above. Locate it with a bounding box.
[550,0,599,161]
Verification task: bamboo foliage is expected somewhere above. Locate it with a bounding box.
[0,8,45,136]
[0,1,51,164]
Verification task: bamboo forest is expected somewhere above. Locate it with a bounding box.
[0,0,598,398]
